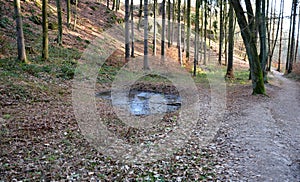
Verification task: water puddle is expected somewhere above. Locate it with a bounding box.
[96,90,181,116]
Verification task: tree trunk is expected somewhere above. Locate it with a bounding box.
[56,0,63,46]
[226,3,234,79]
[178,0,182,65]
[294,4,300,63]
[172,0,175,45]
[130,0,135,57]
[125,0,130,61]
[193,0,200,76]
[144,0,149,69]
[153,0,157,55]
[14,0,27,62]
[257,0,268,83]
[42,0,49,61]
[218,0,223,65]
[138,0,143,31]
[203,0,207,65]
[161,0,166,58]
[230,0,266,95]
[107,0,110,10]
[286,6,293,72]
[287,0,297,73]
[66,0,71,27]
[186,0,191,59]
[73,0,78,30]
[277,0,284,72]
[168,0,171,47]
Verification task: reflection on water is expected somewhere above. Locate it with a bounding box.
[96,90,181,116]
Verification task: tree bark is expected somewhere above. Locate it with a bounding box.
[14,0,27,63]
[125,0,130,61]
[186,0,191,59]
[177,0,182,65]
[56,0,63,46]
[226,3,234,79]
[218,0,223,65]
[277,0,284,72]
[144,0,149,69]
[130,0,135,57]
[294,4,300,63]
[66,0,71,27]
[161,0,166,59]
[42,0,49,61]
[153,0,157,55]
[193,0,200,76]
[230,0,266,95]
[287,0,298,73]
[168,0,171,47]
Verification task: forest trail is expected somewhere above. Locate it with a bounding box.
[216,72,300,181]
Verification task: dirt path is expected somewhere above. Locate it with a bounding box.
[215,72,300,181]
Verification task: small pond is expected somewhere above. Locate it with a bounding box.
[96,90,181,116]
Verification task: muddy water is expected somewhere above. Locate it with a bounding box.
[96,90,181,115]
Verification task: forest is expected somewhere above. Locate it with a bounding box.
[0,0,300,180]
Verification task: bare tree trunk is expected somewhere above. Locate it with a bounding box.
[168,0,171,47]
[66,0,71,27]
[130,0,135,57]
[277,0,284,72]
[186,0,191,59]
[42,0,49,61]
[107,0,110,10]
[138,0,143,31]
[203,0,207,65]
[73,0,78,30]
[230,0,266,94]
[153,0,157,55]
[218,0,223,65]
[144,0,149,69]
[161,0,166,59]
[193,0,200,76]
[226,3,234,78]
[14,0,27,62]
[172,0,175,45]
[178,0,182,65]
[294,4,300,63]
[287,0,297,73]
[125,0,130,61]
[56,0,63,46]
[286,6,293,72]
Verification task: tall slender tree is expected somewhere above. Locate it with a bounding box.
[193,0,200,76]
[56,0,63,46]
[203,0,207,65]
[218,0,223,65]
[168,0,171,47]
[226,2,234,78]
[277,0,284,72]
[66,0,71,27]
[178,0,183,65]
[130,0,135,57]
[14,0,27,62]
[287,0,298,73]
[144,0,149,69]
[125,0,130,61]
[267,0,282,71]
[73,0,78,30]
[161,0,166,59]
[42,0,49,61]
[186,0,191,59]
[138,0,143,31]
[153,0,157,55]
[294,4,300,63]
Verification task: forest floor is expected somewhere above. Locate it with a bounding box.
[1,0,300,180]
